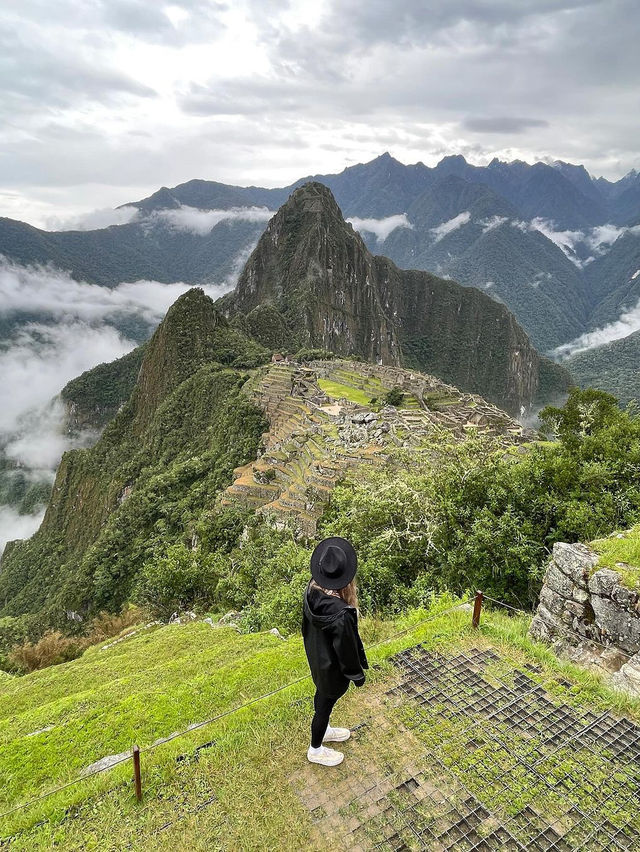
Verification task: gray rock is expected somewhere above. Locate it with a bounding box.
[588,568,621,598]
[544,561,573,598]
[26,725,54,737]
[532,539,640,688]
[611,652,640,697]
[539,585,564,616]
[218,611,241,628]
[82,751,131,776]
[552,541,596,587]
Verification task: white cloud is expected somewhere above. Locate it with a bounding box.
[479,215,508,233]
[0,258,237,551]
[0,505,46,555]
[553,297,640,359]
[153,205,274,235]
[45,205,140,231]
[512,219,640,267]
[347,213,413,243]
[0,257,231,327]
[430,211,471,242]
[586,223,628,254]
[526,217,584,264]
[0,322,134,436]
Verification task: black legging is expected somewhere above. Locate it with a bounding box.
[310,683,349,748]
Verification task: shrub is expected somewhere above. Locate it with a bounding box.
[384,386,404,407]
[5,606,147,673]
[293,348,334,362]
[134,543,219,619]
[85,606,144,643]
[8,631,85,672]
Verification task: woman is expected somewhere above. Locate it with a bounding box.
[302,536,368,766]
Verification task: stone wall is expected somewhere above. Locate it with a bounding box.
[530,542,640,696]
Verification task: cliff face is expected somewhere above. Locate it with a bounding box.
[230,182,401,366]
[224,182,570,415]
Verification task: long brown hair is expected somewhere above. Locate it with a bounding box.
[311,578,359,611]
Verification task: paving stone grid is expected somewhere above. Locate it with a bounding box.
[291,646,640,851]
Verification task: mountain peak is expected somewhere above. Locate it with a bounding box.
[438,154,468,167]
[285,180,343,216]
[224,184,568,415]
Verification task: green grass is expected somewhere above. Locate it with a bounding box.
[591,525,640,591]
[318,378,371,406]
[1,602,638,849]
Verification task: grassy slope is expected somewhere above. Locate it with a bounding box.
[1,603,638,849]
[591,525,640,591]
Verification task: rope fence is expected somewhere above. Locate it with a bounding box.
[2,589,634,835]
[0,596,475,825]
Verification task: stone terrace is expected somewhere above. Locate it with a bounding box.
[218,360,527,537]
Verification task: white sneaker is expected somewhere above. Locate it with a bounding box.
[307,745,344,766]
[323,726,351,743]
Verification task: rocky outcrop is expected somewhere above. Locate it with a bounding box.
[530,542,640,696]
[221,182,571,417]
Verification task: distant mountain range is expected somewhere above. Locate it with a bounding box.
[0,182,569,628]
[1,152,639,379]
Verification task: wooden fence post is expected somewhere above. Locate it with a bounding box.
[133,745,142,802]
[472,591,483,629]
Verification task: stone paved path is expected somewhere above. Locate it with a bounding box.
[290,645,640,851]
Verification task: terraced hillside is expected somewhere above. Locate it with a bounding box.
[221,360,527,536]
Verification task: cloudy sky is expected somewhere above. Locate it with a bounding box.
[2,0,639,227]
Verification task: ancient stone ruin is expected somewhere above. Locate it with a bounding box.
[530,541,640,696]
[218,358,527,537]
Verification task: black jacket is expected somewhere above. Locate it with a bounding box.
[302,582,368,697]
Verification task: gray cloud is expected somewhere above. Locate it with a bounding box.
[1,0,639,225]
[463,117,549,134]
[0,22,156,117]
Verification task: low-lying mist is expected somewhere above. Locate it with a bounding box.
[0,257,234,554]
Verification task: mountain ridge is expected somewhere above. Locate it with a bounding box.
[2,152,638,356]
[220,182,569,415]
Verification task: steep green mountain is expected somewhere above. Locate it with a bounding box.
[0,289,270,627]
[220,182,570,415]
[584,231,640,326]
[60,346,146,432]
[566,330,640,405]
[381,176,589,350]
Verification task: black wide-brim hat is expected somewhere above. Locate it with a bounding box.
[310,536,357,590]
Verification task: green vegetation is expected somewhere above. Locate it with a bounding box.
[313,387,640,610]
[591,525,640,591]
[318,378,372,406]
[293,347,335,362]
[242,304,294,351]
[0,604,637,849]
[61,346,145,430]
[0,291,269,638]
[384,386,404,407]
[124,386,640,634]
[567,329,640,407]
